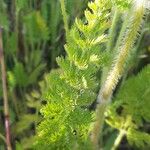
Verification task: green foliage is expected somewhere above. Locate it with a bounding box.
[106,65,150,148]
[24,11,49,44]
[36,0,150,149]
[36,0,114,148]
[113,0,132,9]
[0,0,9,30]
[0,0,149,149]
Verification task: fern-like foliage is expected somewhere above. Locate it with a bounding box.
[35,0,141,149]
[106,65,150,148]
[36,0,113,149]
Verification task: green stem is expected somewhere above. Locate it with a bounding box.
[91,0,146,149]
[107,9,121,53]
[111,130,126,150]
[112,116,132,150]
[90,101,108,150]
[101,8,121,85]
[60,0,69,38]
[113,13,130,54]
[120,28,149,88]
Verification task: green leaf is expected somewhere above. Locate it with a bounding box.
[127,128,150,148]
[106,65,150,147]
[13,62,28,87]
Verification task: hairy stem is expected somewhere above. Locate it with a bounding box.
[114,13,130,55]
[0,28,12,150]
[101,8,121,85]
[90,101,108,150]
[91,0,146,148]
[60,0,69,37]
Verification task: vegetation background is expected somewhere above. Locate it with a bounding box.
[0,0,88,149]
[0,0,150,149]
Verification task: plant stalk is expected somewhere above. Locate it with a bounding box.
[90,0,146,148]
[111,116,131,150]
[111,130,126,150]
[101,8,121,85]
[107,9,121,53]
[60,0,69,37]
[0,27,12,150]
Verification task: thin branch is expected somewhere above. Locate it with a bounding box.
[0,27,12,150]
[111,130,126,150]
[107,9,121,53]
[60,0,69,38]
[101,8,121,86]
[111,116,132,150]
